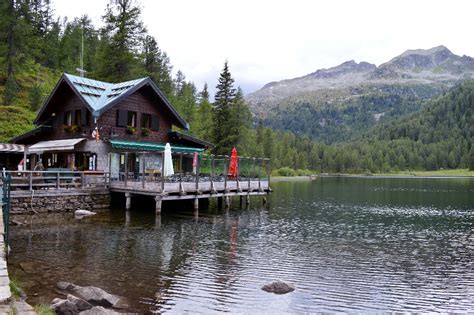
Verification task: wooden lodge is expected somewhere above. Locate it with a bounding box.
[5,73,270,213]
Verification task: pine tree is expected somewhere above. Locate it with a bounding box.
[142,35,174,97]
[194,83,213,141]
[212,61,236,155]
[2,0,20,105]
[96,0,146,81]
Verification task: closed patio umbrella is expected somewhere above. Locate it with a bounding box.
[228,147,238,178]
[163,143,174,177]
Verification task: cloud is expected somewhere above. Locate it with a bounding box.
[54,0,474,95]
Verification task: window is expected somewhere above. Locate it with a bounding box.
[64,111,73,126]
[141,113,151,128]
[127,111,137,127]
[74,110,81,126]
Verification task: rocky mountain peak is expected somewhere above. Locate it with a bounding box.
[383,45,455,70]
[309,60,376,79]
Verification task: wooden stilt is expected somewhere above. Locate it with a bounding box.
[194,197,199,211]
[155,195,162,214]
[217,197,223,209]
[125,192,131,210]
[263,196,267,205]
[246,194,250,205]
[239,196,243,208]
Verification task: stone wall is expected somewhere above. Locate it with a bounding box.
[9,191,110,215]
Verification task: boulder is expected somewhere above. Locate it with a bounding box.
[75,210,97,218]
[261,280,295,294]
[67,294,93,311]
[57,282,129,309]
[50,298,78,315]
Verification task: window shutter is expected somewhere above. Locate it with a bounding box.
[117,110,127,127]
[151,115,160,131]
[81,109,87,126]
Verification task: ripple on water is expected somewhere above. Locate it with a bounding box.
[7,178,474,313]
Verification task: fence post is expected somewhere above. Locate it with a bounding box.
[142,153,146,189]
[211,155,215,193]
[124,153,128,187]
[161,152,165,192]
[195,153,200,192]
[224,155,228,192]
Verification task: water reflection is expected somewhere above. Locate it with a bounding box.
[7,177,474,313]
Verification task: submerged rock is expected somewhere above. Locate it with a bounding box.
[75,210,97,218]
[79,306,124,314]
[261,280,295,294]
[57,282,129,309]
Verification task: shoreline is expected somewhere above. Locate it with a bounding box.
[271,172,474,181]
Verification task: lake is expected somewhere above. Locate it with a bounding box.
[8,177,474,313]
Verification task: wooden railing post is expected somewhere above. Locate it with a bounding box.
[195,153,200,192]
[56,171,60,189]
[108,153,112,182]
[224,155,228,191]
[124,152,128,187]
[210,155,215,193]
[29,171,32,191]
[81,172,85,189]
[141,153,146,189]
[161,152,165,192]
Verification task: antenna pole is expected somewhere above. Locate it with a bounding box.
[76,22,88,77]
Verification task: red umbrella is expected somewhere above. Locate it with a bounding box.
[228,147,238,178]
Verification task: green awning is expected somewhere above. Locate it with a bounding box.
[109,139,204,154]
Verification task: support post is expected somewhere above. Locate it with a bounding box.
[29,171,32,191]
[217,196,223,209]
[258,158,263,192]
[246,194,250,205]
[81,172,85,189]
[155,195,162,214]
[125,192,131,210]
[210,155,215,193]
[108,153,112,182]
[263,196,267,205]
[141,153,146,189]
[56,171,60,189]
[124,153,129,187]
[194,197,199,212]
[195,153,200,192]
[239,195,243,208]
[161,152,165,192]
[224,155,228,192]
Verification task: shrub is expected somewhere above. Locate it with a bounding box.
[126,125,136,135]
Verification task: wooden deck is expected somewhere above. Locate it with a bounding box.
[109,179,270,200]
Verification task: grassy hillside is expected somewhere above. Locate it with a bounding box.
[0,61,60,142]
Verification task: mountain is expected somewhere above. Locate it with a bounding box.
[246,46,474,143]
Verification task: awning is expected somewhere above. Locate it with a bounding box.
[28,138,86,153]
[110,139,205,154]
[0,143,25,153]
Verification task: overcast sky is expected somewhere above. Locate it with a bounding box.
[54,0,474,95]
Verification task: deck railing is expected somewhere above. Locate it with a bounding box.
[111,154,271,191]
[3,170,109,191]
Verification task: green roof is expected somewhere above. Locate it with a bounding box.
[110,140,204,154]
